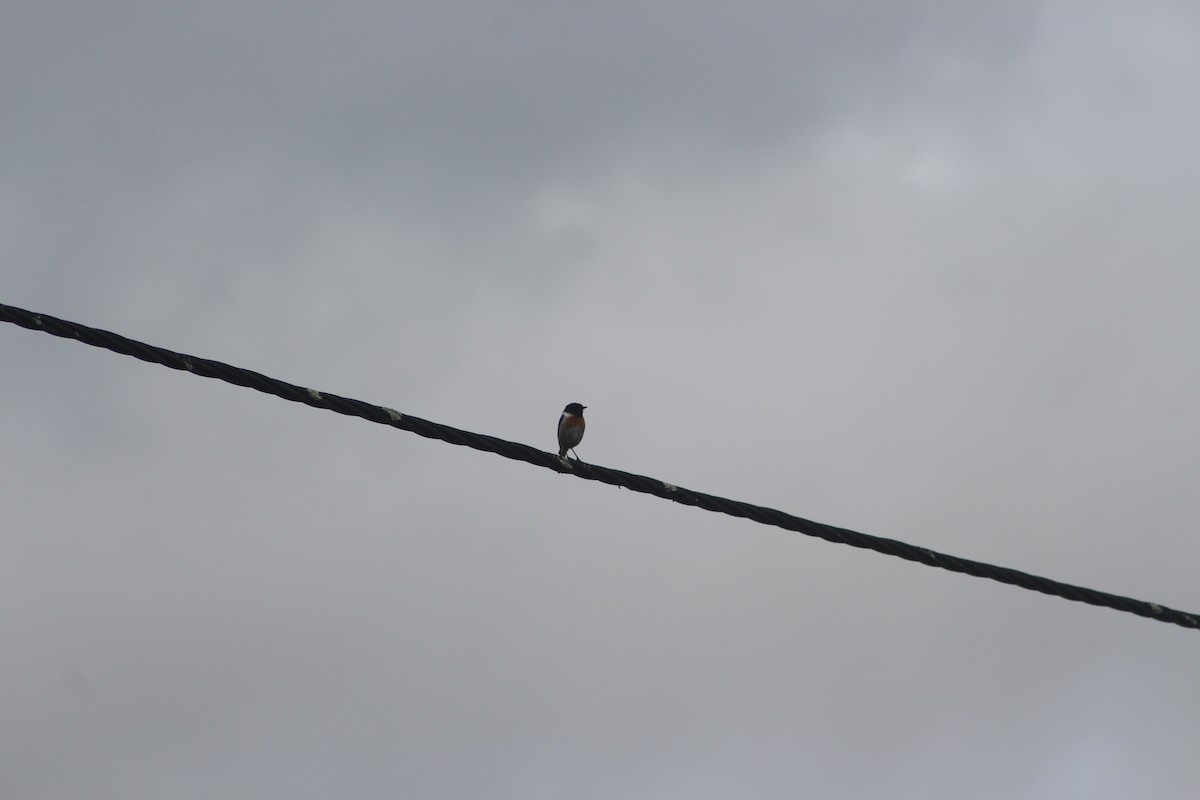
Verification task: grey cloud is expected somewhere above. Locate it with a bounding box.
[3,2,1199,799]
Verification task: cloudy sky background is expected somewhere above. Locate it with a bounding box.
[3,2,1199,798]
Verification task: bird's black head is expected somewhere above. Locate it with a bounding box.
[563,402,586,416]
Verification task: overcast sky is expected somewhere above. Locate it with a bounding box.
[3,2,1199,798]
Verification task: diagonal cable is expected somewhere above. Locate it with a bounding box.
[2,301,1197,631]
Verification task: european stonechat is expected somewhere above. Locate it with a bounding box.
[557,403,586,459]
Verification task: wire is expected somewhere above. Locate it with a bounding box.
[3,300,1197,631]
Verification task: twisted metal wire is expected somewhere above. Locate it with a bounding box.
[3,301,1196,631]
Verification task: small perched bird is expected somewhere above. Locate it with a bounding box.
[557,402,587,459]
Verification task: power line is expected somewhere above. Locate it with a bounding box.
[3,300,1197,631]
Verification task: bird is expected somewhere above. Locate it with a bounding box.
[557,402,587,460]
